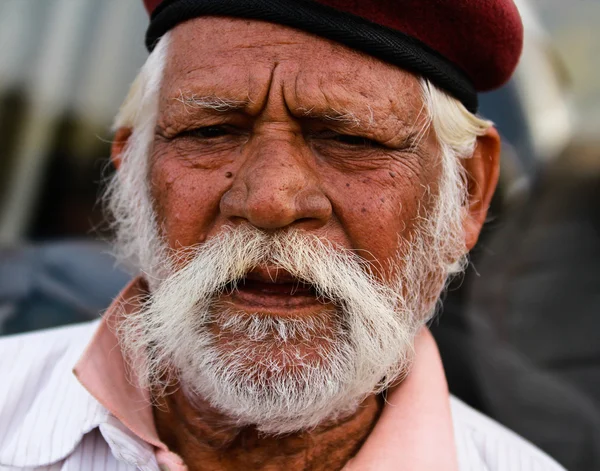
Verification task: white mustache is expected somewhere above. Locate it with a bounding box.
[147,226,400,327]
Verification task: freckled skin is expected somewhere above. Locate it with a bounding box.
[149,19,443,267]
[112,16,500,471]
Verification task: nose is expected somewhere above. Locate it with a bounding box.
[220,138,331,230]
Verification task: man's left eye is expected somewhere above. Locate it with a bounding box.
[333,134,379,147]
[316,131,379,148]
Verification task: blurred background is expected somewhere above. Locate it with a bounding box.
[0,0,598,469]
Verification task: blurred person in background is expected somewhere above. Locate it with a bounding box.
[0,1,569,470]
[430,2,600,470]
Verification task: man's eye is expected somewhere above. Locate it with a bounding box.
[313,130,379,148]
[331,134,378,147]
[180,125,231,139]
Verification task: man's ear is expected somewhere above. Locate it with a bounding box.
[462,126,501,251]
[111,127,133,170]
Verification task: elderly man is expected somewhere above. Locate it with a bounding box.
[0,1,567,470]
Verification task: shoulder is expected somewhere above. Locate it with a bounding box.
[0,321,100,426]
[450,396,567,471]
[0,321,104,467]
[0,320,100,368]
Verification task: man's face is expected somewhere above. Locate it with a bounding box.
[152,17,441,294]
[114,17,473,434]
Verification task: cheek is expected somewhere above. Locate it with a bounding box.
[325,166,437,269]
[150,156,230,249]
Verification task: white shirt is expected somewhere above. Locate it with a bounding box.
[0,321,566,471]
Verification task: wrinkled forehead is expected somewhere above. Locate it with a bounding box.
[160,17,426,123]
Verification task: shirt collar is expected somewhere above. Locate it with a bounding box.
[74,278,162,448]
[37,277,459,470]
[73,278,187,470]
[346,324,459,470]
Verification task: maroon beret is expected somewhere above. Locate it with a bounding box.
[143,0,524,113]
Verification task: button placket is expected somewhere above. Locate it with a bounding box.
[99,417,161,471]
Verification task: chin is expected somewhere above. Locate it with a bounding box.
[177,308,376,435]
[208,303,345,366]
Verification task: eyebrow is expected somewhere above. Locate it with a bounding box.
[174,91,368,124]
[297,106,363,128]
[175,92,250,112]
[172,91,393,139]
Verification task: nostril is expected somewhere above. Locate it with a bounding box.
[296,189,332,223]
[220,185,249,218]
[293,217,323,229]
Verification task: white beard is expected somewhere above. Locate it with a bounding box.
[117,214,463,434]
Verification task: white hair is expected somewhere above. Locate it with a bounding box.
[105,32,493,433]
[105,33,172,278]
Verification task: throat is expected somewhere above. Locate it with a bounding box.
[153,389,383,471]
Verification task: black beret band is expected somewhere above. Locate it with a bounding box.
[146,0,479,112]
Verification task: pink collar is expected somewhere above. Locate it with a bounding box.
[74,278,458,471]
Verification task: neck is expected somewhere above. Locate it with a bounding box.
[153,388,383,471]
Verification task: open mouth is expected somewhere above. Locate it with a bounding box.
[222,266,323,310]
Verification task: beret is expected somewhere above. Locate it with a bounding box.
[143,0,524,113]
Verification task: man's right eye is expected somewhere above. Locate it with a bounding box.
[180,125,231,139]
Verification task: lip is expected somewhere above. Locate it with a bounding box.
[220,266,329,313]
[243,266,301,284]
